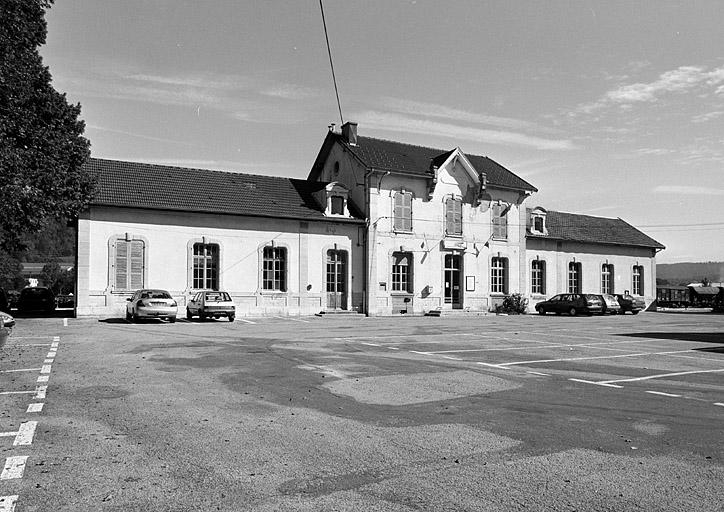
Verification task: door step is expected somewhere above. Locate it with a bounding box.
[315,310,364,317]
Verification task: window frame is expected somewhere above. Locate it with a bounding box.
[632,265,644,296]
[112,238,146,291]
[192,242,220,291]
[601,263,614,294]
[568,262,582,294]
[391,251,413,293]
[262,246,287,292]
[531,259,546,295]
[491,256,509,294]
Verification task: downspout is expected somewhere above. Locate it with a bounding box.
[363,168,375,316]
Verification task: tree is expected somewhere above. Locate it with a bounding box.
[0,0,95,283]
[39,260,74,295]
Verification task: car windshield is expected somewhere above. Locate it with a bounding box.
[585,294,601,301]
[141,291,171,299]
[205,292,231,301]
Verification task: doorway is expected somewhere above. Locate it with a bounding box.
[444,254,462,309]
[325,249,347,310]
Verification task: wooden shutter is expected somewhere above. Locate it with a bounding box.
[115,241,128,289]
[129,240,144,289]
[453,198,462,235]
[402,192,412,231]
[394,193,404,231]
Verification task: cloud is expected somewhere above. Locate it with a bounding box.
[355,111,576,151]
[378,97,562,134]
[577,65,724,113]
[653,185,724,196]
[692,111,724,123]
[634,148,675,156]
[261,84,321,100]
[86,124,195,146]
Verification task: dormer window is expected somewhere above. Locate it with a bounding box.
[530,207,548,235]
[324,182,350,217]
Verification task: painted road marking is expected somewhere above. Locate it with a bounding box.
[495,349,696,367]
[423,338,664,355]
[441,355,462,360]
[477,362,511,370]
[714,403,724,407]
[387,347,400,350]
[646,391,682,398]
[527,371,550,376]
[63,318,68,327]
[0,368,41,374]
[40,365,51,374]
[237,318,256,324]
[568,378,623,388]
[0,433,16,438]
[43,359,54,364]
[26,403,43,413]
[52,337,60,342]
[361,342,381,347]
[13,422,37,446]
[0,495,18,512]
[36,376,49,383]
[34,385,47,399]
[598,368,724,385]
[0,391,35,396]
[1,457,28,480]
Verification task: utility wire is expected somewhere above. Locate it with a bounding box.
[319,0,344,125]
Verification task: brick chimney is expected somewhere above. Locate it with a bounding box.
[341,121,358,146]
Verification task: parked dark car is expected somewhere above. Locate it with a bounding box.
[597,294,622,315]
[535,294,603,316]
[615,294,645,315]
[17,287,56,313]
[0,287,8,313]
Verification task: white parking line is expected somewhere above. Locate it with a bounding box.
[0,368,41,374]
[237,318,256,324]
[13,422,37,446]
[361,342,381,347]
[36,375,49,383]
[424,338,665,355]
[0,495,18,512]
[43,359,54,364]
[0,457,28,480]
[40,365,51,374]
[527,371,550,376]
[598,368,724,385]
[645,391,682,398]
[497,349,696,367]
[26,403,43,413]
[477,362,511,370]
[0,391,35,396]
[34,385,47,399]
[715,403,724,407]
[568,378,623,388]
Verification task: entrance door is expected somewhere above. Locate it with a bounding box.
[326,250,347,310]
[444,254,462,309]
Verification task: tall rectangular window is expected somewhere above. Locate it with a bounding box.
[531,260,546,295]
[492,203,508,239]
[568,262,582,293]
[445,197,462,236]
[491,257,508,294]
[263,246,287,292]
[601,264,614,294]
[115,239,144,290]
[391,252,413,292]
[632,265,644,295]
[193,243,219,290]
[393,191,412,232]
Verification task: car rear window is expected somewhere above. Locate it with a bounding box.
[205,292,231,301]
[585,294,601,301]
[143,291,171,299]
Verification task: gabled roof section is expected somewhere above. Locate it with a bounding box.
[322,133,537,192]
[526,209,665,249]
[86,158,364,222]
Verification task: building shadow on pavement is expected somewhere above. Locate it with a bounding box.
[617,331,724,345]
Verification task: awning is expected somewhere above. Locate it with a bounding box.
[691,287,720,295]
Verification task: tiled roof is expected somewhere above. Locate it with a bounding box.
[86,158,363,222]
[527,209,665,249]
[341,135,537,192]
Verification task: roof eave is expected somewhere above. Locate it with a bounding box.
[526,234,665,250]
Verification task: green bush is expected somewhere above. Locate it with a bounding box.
[499,293,528,315]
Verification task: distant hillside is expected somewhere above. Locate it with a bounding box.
[657,261,724,285]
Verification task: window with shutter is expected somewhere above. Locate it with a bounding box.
[492,203,508,240]
[114,239,144,290]
[445,197,462,236]
[394,192,412,232]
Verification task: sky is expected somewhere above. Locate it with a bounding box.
[40,1,724,263]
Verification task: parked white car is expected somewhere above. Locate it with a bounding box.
[186,291,235,322]
[126,289,177,323]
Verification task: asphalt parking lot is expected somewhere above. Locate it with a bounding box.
[1,311,722,511]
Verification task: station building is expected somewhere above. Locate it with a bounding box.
[75,123,664,317]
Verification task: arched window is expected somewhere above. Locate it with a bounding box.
[491,257,509,294]
[568,262,582,293]
[531,260,546,295]
[632,265,644,295]
[391,252,413,293]
[193,243,219,290]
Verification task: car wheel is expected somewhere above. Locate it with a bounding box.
[632,310,639,315]
[132,311,139,323]
[126,310,132,321]
[168,317,176,323]
[537,308,545,315]
[186,309,192,320]
[568,307,577,316]
[199,312,206,321]
[228,315,235,322]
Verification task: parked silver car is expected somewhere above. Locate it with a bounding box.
[126,289,177,323]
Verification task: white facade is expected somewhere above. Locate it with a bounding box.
[76,206,364,317]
